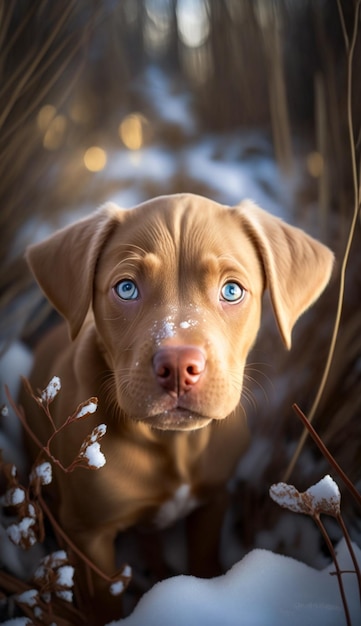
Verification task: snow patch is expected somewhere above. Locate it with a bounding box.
[270,475,341,517]
[110,580,125,596]
[112,539,361,626]
[76,399,98,418]
[3,486,26,506]
[30,461,52,486]
[153,484,200,529]
[7,516,36,547]
[40,376,61,403]
[56,564,75,588]
[15,589,39,607]
[83,442,106,469]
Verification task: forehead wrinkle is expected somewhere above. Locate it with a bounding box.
[215,253,253,277]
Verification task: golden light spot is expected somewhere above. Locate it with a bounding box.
[83,146,107,172]
[37,105,57,132]
[306,152,324,178]
[119,113,148,150]
[43,115,67,150]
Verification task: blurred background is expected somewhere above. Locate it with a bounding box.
[0,0,360,574]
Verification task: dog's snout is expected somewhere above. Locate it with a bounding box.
[153,346,206,396]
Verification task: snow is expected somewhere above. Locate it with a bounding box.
[15,589,39,607]
[54,564,75,602]
[7,516,36,547]
[110,580,125,596]
[56,589,73,602]
[40,376,61,403]
[152,318,176,342]
[270,475,341,517]
[56,564,75,588]
[307,475,341,514]
[3,486,26,506]
[83,441,106,469]
[76,399,98,418]
[34,550,68,581]
[106,145,177,188]
[122,565,132,578]
[110,539,360,626]
[46,550,67,566]
[134,66,196,133]
[90,423,107,442]
[30,461,52,486]
[153,484,199,529]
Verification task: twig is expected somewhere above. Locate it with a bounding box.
[0,1,77,129]
[5,384,45,453]
[283,0,361,481]
[336,512,361,603]
[38,494,121,587]
[313,513,352,626]
[291,403,361,508]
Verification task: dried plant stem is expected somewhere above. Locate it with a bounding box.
[284,0,361,482]
[5,383,90,474]
[291,403,361,508]
[5,384,45,453]
[313,513,352,626]
[38,494,115,585]
[0,0,76,129]
[5,384,64,472]
[336,512,361,603]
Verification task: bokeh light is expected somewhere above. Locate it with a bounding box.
[83,146,107,172]
[37,105,57,132]
[176,0,210,48]
[42,115,67,150]
[119,113,148,150]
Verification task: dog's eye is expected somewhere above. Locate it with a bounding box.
[220,281,245,303]
[114,279,139,301]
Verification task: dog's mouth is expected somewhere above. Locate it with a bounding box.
[139,408,212,431]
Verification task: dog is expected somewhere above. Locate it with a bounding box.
[21,193,334,622]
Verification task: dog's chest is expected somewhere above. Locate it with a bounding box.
[152,483,200,529]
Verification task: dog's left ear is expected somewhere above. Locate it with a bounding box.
[233,200,335,349]
[26,203,122,339]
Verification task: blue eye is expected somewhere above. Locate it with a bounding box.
[220,282,245,303]
[114,279,139,301]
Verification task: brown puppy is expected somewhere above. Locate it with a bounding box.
[22,193,334,622]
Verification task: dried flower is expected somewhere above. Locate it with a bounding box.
[270,474,341,517]
[15,588,39,607]
[2,486,26,507]
[109,563,132,596]
[30,461,53,487]
[7,515,37,548]
[33,550,74,603]
[39,376,61,404]
[78,423,107,469]
[75,397,98,419]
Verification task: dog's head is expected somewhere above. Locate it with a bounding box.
[26,194,334,431]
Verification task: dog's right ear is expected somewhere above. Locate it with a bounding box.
[26,203,122,340]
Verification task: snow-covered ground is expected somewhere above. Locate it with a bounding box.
[113,538,361,626]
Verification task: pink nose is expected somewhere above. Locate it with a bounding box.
[153,346,206,396]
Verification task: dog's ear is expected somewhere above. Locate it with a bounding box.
[234,200,335,349]
[26,203,122,339]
